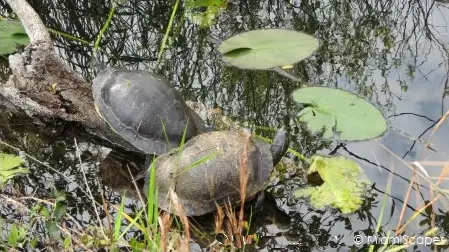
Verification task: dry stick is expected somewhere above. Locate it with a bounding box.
[433,164,449,210]
[379,142,448,196]
[396,195,441,235]
[382,141,449,235]
[426,109,449,148]
[428,171,438,241]
[395,173,416,234]
[170,189,191,251]
[101,191,113,243]
[158,213,172,252]
[236,134,250,248]
[74,138,107,239]
[127,164,148,214]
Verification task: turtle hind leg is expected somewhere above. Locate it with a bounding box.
[244,191,265,214]
[135,154,156,181]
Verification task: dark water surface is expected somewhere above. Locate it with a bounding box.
[1,0,449,251]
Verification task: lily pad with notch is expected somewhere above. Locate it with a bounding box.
[292,87,387,141]
[218,29,319,70]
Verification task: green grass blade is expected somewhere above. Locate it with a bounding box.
[180,119,189,147]
[116,208,146,240]
[113,193,126,241]
[176,119,190,165]
[93,5,116,51]
[146,156,157,225]
[182,151,217,173]
[156,0,181,63]
[368,171,393,252]
[48,28,90,45]
[160,119,172,151]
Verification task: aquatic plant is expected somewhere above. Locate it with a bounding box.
[0,20,29,55]
[0,153,29,187]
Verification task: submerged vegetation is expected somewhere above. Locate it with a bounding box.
[0,19,29,55]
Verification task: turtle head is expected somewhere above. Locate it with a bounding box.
[270,130,289,166]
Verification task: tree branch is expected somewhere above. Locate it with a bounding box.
[5,0,51,43]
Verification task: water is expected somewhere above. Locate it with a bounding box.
[0,0,448,251]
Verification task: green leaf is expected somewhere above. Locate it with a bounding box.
[63,236,72,249]
[292,87,387,141]
[54,191,66,202]
[30,237,38,248]
[186,0,225,8]
[113,195,126,241]
[45,221,60,239]
[0,20,30,55]
[8,224,19,247]
[0,153,29,186]
[218,29,319,70]
[129,238,146,251]
[39,206,50,218]
[0,153,23,169]
[54,203,67,222]
[294,155,371,214]
[185,0,226,28]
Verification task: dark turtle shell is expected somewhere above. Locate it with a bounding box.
[146,131,273,216]
[92,68,206,155]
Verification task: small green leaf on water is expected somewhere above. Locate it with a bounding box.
[292,87,387,141]
[185,0,226,28]
[0,20,30,55]
[294,155,371,214]
[218,29,319,70]
[0,153,29,186]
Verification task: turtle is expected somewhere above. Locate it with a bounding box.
[92,67,207,155]
[144,129,289,216]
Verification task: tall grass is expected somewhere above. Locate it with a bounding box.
[156,0,181,64]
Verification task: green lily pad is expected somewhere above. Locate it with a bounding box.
[218,29,319,70]
[292,87,387,141]
[0,20,30,55]
[294,155,371,214]
[0,153,29,186]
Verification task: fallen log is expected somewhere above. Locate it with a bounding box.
[1,0,140,152]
